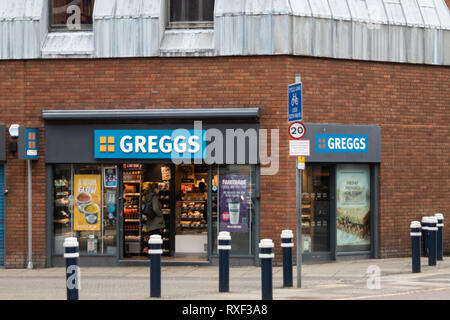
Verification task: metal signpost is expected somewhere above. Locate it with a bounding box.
[289,74,305,288]
[18,127,39,269]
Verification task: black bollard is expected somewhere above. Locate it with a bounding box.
[218,231,231,293]
[410,221,421,273]
[64,237,80,300]
[281,230,294,287]
[421,216,430,257]
[435,213,444,261]
[259,239,274,300]
[428,217,438,266]
[149,234,163,298]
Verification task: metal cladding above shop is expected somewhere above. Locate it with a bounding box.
[0,0,449,65]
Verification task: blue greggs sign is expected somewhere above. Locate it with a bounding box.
[316,134,368,153]
[94,130,206,159]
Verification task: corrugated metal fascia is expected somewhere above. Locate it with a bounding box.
[215,0,245,17]
[93,0,117,20]
[308,0,333,19]
[434,0,450,30]
[328,0,352,21]
[290,0,312,17]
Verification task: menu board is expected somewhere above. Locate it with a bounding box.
[219,175,249,233]
[336,165,370,247]
[74,174,102,231]
[103,167,117,188]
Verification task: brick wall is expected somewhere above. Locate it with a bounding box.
[0,56,448,267]
[446,0,450,9]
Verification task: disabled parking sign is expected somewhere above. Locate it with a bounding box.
[288,83,302,122]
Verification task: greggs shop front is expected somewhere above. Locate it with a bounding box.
[44,109,260,267]
[300,124,381,261]
[43,109,382,267]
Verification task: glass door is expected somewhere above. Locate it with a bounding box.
[302,165,331,255]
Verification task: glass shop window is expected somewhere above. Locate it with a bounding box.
[53,164,118,256]
[169,0,215,27]
[211,164,257,256]
[51,0,95,30]
[336,164,371,253]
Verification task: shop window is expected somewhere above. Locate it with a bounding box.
[51,0,95,30]
[168,0,215,28]
[302,165,331,253]
[336,164,371,253]
[53,164,118,256]
[211,165,256,256]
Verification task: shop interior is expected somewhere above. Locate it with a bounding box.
[53,163,213,261]
[53,163,255,262]
[301,165,331,253]
[122,163,210,260]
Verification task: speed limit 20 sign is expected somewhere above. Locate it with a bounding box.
[288,121,306,140]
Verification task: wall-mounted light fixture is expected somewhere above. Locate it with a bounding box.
[8,124,19,153]
[9,124,19,138]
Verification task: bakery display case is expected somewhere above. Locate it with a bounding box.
[53,176,72,254]
[177,196,207,233]
[123,164,143,256]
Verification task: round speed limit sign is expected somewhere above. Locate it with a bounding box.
[288,121,306,140]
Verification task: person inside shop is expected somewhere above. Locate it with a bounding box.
[144,183,165,237]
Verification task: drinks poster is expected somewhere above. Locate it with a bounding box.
[74,174,102,231]
[219,175,249,233]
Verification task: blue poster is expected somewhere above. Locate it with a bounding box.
[219,175,249,233]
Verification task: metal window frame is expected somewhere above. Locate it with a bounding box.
[49,0,94,32]
[166,0,215,29]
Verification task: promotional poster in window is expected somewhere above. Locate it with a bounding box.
[74,174,102,231]
[336,164,371,248]
[219,175,249,233]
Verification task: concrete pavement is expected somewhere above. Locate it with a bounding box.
[0,257,449,300]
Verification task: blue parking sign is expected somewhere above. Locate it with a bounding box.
[288,83,302,122]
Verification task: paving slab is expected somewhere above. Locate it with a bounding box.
[0,257,449,300]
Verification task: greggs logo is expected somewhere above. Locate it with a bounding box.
[95,130,205,159]
[316,134,368,153]
[99,136,115,153]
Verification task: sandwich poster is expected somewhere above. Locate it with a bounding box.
[74,174,102,231]
[219,175,249,233]
[336,165,370,247]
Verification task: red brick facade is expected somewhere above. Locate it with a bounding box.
[0,56,449,268]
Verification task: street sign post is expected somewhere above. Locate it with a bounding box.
[288,83,302,122]
[290,75,304,289]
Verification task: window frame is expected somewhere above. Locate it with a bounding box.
[49,0,94,32]
[167,0,215,29]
